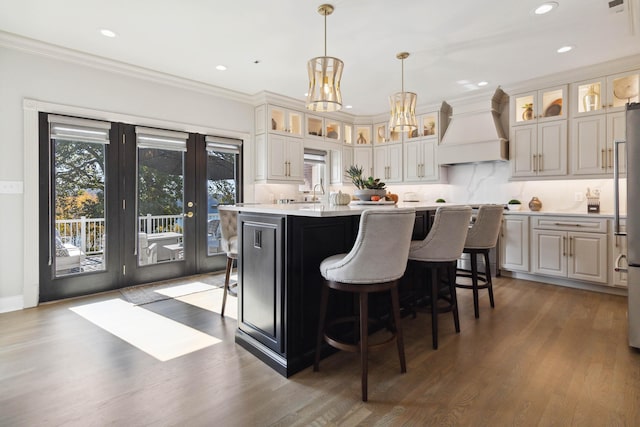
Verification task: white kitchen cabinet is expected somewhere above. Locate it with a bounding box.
[500,215,529,272]
[531,216,608,284]
[511,120,567,178]
[330,146,353,185]
[305,114,343,143]
[403,139,439,182]
[374,143,402,183]
[353,146,373,178]
[255,134,303,183]
[611,219,628,288]
[255,105,303,137]
[570,71,640,117]
[571,112,627,175]
[511,85,567,126]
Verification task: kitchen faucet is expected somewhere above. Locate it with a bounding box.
[312,179,325,202]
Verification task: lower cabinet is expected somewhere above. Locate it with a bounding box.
[238,214,285,353]
[531,216,608,284]
[501,215,530,272]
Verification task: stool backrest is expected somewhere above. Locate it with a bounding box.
[465,205,504,249]
[323,208,416,284]
[409,206,472,262]
[218,207,238,255]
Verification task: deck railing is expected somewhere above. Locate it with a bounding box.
[55,213,220,255]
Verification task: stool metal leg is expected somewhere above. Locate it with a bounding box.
[484,251,495,308]
[221,256,233,317]
[470,252,480,319]
[448,262,460,333]
[431,266,439,350]
[314,284,330,372]
[359,291,369,402]
[390,284,407,373]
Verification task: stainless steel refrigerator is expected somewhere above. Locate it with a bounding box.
[616,102,640,349]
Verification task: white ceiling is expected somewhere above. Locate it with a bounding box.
[1,0,639,115]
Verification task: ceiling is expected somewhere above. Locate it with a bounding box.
[1,0,639,116]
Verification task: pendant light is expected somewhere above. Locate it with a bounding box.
[389,52,417,132]
[306,4,343,112]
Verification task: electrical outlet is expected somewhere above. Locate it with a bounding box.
[574,192,584,202]
[0,181,23,194]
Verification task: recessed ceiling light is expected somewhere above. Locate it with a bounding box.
[534,2,558,15]
[216,65,227,71]
[557,45,573,53]
[345,105,353,109]
[477,81,488,87]
[100,29,117,38]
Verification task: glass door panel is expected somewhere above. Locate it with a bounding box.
[136,128,188,266]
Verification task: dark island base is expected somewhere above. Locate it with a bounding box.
[235,209,434,377]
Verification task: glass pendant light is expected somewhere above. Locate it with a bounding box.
[389,52,417,132]
[306,4,343,112]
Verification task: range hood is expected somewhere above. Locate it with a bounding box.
[438,87,509,165]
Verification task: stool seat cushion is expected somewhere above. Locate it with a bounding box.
[465,205,504,249]
[319,208,416,284]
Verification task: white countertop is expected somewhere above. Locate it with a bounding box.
[227,201,451,217]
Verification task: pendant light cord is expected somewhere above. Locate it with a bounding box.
[324,11,327,56]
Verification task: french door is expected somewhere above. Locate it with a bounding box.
[39,113,241,302]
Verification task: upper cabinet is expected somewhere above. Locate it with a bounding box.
[354,125,372,146]
[571,70,640,118]
[407,112,439,141]
[512,85,567,125]
[305,114,344,143]
[256,105,303,137]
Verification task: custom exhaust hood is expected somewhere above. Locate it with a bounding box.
[438,87,509,165]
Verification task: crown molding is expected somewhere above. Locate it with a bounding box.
[0,30,254,105]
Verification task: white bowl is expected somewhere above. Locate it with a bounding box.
[507,204,522,211]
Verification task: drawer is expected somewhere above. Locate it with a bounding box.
[531,216,608,233]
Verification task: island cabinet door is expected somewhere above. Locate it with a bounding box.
[238,214,285,353]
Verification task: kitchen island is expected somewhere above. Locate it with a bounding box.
[228,202,445,376]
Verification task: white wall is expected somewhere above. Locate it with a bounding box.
[0,46,254,311]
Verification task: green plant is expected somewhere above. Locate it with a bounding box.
[508,199,521,204]
[435,198,446,203]
[345,165,386,190]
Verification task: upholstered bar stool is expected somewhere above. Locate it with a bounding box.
[218,207,238,317]
[314,208,416,402]
[456,204,504,318]
[408,206,472,350]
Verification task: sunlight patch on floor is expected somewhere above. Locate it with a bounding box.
[70,298,221,361]
[175,288,238,320]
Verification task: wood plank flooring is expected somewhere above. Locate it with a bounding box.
[1,275,639,426]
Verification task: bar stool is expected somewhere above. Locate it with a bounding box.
[408,206,472,350]
[218,207,238,317]
[456,204,504,318]
[314,208,416,402]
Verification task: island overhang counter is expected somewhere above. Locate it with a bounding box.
[227,202,446,376]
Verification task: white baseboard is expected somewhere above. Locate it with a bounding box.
[0,295,24,313]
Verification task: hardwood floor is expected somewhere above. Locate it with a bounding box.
[1,275,639,426]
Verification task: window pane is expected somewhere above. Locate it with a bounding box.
[137,147,185,264]
[54,140,106,276]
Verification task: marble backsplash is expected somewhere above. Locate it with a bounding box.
[254,162,627,215]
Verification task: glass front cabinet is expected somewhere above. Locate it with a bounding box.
[512,85,567,125]
[571,70,640,117]
[267,105,303,136]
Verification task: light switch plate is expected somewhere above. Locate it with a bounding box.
[0,181,24,194]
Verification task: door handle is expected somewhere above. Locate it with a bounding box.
[183,212,194,218]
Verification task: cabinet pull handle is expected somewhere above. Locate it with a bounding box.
[539,153,543,171]
[608,148,613,169]
[562,236,566,256]
[569,236,573,257]
[553,222,582,227]
[533,154,537,172]
[601,149,606,169]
